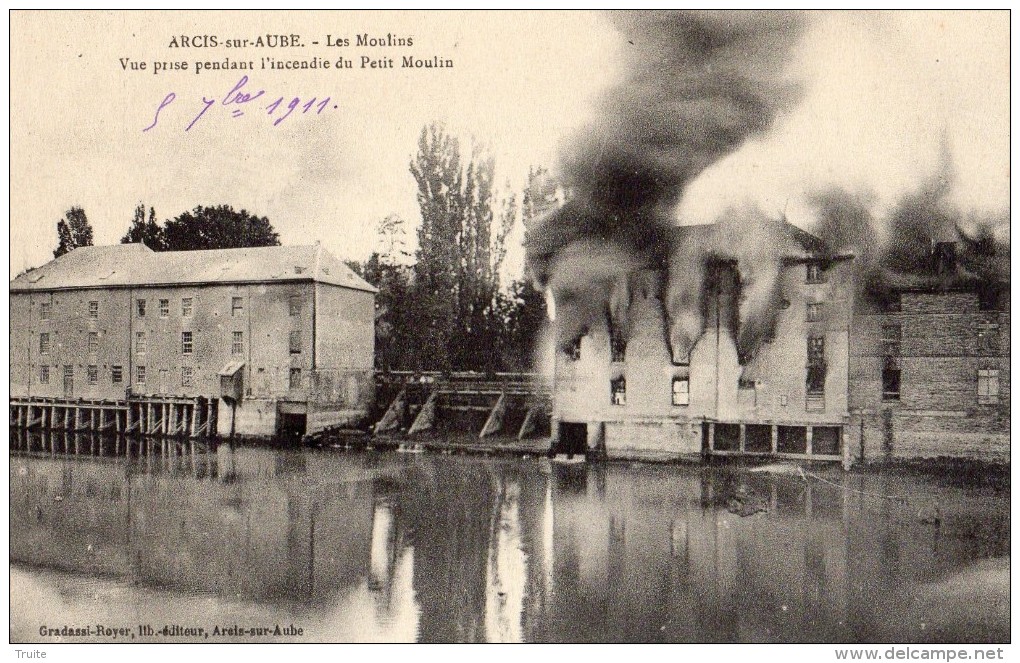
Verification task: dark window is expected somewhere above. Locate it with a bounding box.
[136,365,146,385]
[806,302,822,322]
[111,365,123,384]
[611,377,626,406]
[289,295,302,316]
[883,294,902,313]
[609,320,626,363]
[977,322,1000,355]
[182,366,194,388]
[39,365,49,384]
[39,302,51,320]
[807,336,825,395]
[672,377,689,406]
[88,301,99,319]
[181,297,193,317]
[88,331,99,354]
[882,368,901,401]
[289,367,302,389]
[39,333,50,355]
[137,299,146,317]
[232,331,244,355]
[181,331,193,355]
[289,330,302,354]
[231,297,244,316]
[159,299,169,317]
[565,336,582,361]
[739,378,756,390]
[87,365,98,385]
[135,331,147,354]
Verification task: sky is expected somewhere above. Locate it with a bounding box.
[9,10,1010,279]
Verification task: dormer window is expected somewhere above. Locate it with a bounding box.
[806,263,825,284]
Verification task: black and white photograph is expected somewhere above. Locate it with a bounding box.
[7,9,1011,654]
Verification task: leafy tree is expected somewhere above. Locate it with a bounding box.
[408,124,517,371]
[161,205,279,251]
[120,203,165,249]
[53,207,94,258]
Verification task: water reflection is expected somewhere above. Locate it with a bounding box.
[9,430,1010,643]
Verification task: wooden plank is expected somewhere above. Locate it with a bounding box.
[479,393,506,438]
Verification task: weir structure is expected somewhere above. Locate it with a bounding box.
[371,371,552,445]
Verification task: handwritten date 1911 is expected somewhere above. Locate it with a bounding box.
[143,76,336,132]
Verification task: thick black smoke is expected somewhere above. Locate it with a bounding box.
[525,10,806,355]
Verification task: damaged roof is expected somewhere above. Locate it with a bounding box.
[10,243,377,293]
[672,217,841,261]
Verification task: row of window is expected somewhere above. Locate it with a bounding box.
[38,295,305,321]
[38,330,303,356]
[38,364,305,389]
[610,377,690,407]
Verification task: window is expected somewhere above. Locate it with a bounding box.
[182,366,194,388]
[39,365,49,384]
[232,331,244,355]
[739,378,756,390]
[882,367,901,401]
[159,299,169,317]
[88,301,99,319]
[289,367,302,389]
[88,331,99,354]
[111,365,123,384]
[806,263,825,284]
[611,377,626,406]
[807,336,825,395]
[881,324,902,357]
[136,365,146,385]
[181,331,193,355]
[883,294,902,313]
[181,297,193,317]
[64,365,73,383]
[672,377,690,406]
[289,295,302,317]
[294,266,305,275]
[135,331,147,354]
[39,333,50,355]
[978,369,1000,405]
[565,337,582,361]
[609,321,626,363]
[87,365,98,385]
[806,302,822,322]
[39,302,51,320]
[289,330,302,354]
[137,299,146,317]
[977,321,1000,355]
[231,297,244,316]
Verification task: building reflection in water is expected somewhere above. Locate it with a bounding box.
[9,429,1010,643]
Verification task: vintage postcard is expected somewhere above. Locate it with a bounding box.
[7,9,1010,654]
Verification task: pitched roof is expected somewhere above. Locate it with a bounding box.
[9,243,377,293]
[672,217,839,260]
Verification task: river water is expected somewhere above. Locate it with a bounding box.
[9,434,1010,643]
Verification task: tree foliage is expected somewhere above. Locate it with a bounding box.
[407,124,517,371]
[53,207,94,258]
[119,204,280,252]
[163,205,280,251]
[120,203,165,249]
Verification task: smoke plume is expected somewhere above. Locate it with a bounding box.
[525,10,807,355]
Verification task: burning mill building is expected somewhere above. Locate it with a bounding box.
[525,12,1008,466]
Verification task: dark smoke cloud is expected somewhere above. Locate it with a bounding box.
[808,159,1009,309]
[525,10,807,353]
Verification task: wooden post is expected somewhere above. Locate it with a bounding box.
[479,393,507,438]
[841,426,852,471]
[739,424,746,454]
[707,423,715,453]
[806,426,814,456]
[74,407,81,431]
[207,401,214,437]
[518,406,538,441]
[147,403,154,435]
[771,425,779,454]
[90,409,96,432]
[169,404,177,437]
[190,402,199,438]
